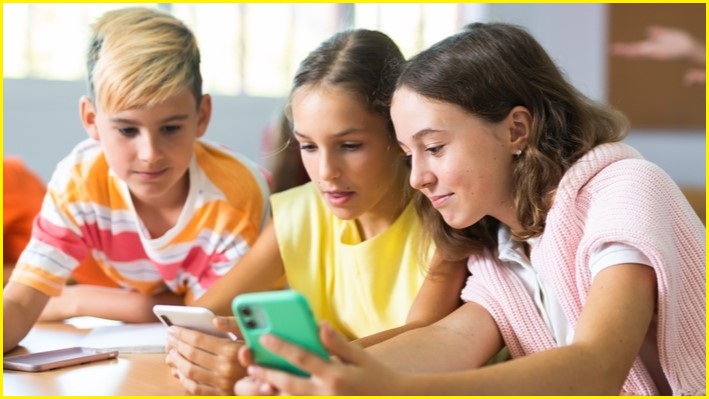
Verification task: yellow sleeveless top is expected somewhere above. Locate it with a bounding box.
[271,182,430,339]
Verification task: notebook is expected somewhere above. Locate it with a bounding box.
[80,322,168,353]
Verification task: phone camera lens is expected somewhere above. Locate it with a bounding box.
[240,306,252,316]
[246,320,257,329]
[159,315,173,326]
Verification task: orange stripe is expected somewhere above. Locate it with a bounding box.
[12,263,67,296]
[195,143,265,219]
[168,200,261,247]
[60,156,129,209]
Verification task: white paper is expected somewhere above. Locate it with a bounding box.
[81,322,168,353]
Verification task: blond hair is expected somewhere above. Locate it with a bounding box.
[86,7,202,112]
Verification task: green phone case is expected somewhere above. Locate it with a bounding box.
[231,290,329,377]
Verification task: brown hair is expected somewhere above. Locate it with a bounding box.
[287,29,404,141]
[397,22,629,260]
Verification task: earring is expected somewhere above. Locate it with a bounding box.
[515,149,522,156]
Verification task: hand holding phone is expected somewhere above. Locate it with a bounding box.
[3,347,118,372]
[232,290,329,377]
[153,305,231,338]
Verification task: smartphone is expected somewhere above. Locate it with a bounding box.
[232,290,329,377]
[153,305,231,338]
[3,347,118,372]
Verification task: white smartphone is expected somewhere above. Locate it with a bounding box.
[3,347,118,372]
[152,305,231,338]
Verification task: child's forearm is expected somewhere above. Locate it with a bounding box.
[4,297,34,352]
[4,282,50,352]
[43,285,184,323]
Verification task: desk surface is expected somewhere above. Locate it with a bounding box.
[3,320,188,396]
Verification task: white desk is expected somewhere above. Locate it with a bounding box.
[3,320,187,396]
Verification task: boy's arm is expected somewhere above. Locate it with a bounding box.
[4,263,17,285]
[355,253,468,348]
[4,281,50,353]
[38,285,184,323]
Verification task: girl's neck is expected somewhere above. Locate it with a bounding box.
[355,183,412,241]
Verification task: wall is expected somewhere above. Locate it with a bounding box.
[3,3,705,187]
[485,3,705,187]
[3,78,283,183]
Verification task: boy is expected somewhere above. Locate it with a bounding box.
[4,7,270,352]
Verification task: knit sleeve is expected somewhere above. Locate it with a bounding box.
[578,158,706,395]
[461,250,557,359]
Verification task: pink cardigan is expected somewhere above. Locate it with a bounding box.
[461,143,705,395]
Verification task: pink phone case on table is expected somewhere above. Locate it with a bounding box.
[3,347,118,372]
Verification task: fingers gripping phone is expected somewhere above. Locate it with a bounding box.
[153,305,231,338]
[232,290,329,377]
[3,347,118,372]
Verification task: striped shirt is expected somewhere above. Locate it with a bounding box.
[11,138,270,303]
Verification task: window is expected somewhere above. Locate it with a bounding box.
[3,3,150,81]
[3,3,463,97]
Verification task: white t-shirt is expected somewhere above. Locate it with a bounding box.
[497,226,651,345]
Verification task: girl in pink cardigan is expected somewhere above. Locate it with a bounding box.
[234,23,705,396]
